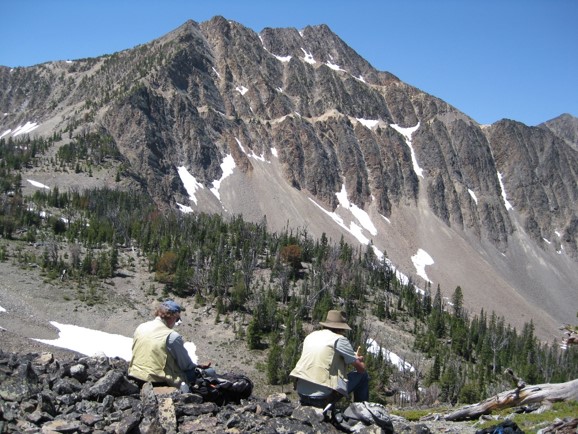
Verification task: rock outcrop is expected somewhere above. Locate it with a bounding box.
[0,350,425,433]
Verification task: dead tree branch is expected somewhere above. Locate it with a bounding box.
[444,379,578,421]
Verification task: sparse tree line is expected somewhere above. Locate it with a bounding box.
[1,133,577,407]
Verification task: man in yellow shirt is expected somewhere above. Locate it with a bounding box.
[128,300,211,388]
[290,310,369,408]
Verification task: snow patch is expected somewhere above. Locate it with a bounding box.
[349,222,370,245]
[236,138,268,162]
[371,245,384,261]
[309,198,370,246]
[33,321,198,363]
[274,54,292,62]
[336,184,377,236]
[468,188,478,204]
[356,118,379,129]
[0,305,6,313]
[13,121,39,137]
[497,172,513,210]
[210,154,236,200]
[235,137,246,154]
[411,248,434,283]
[176,203,193,213]
[390,123,423,178]
[326,61,344,71]
[367,338,414,372]
[27,179,50,189]
[235,86,248,95]
[177,166,204,205]
[271,147,278,158]
[301,48,316,64]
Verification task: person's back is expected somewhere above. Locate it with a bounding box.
[129,316,182,386]
[128,300,211,388]
[290,310,369,408]
[291,328,348,396]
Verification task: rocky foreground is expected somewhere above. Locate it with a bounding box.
[0,350,479,434]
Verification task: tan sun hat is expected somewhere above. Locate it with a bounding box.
[319,310,351,330]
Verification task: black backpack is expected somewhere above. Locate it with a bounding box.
[192,371,253,405]
[475,420,525,434]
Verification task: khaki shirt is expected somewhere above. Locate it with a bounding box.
[128,318,184,387]
[290,329,354,396]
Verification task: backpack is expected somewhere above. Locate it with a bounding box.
[475,420,525,434]
[192,370,253,405]
[334,402,394,433]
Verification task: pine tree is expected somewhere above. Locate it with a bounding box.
[451,286,464,319]
[429,285,445,338]
[246,318,261,350]
[266,333,282,384]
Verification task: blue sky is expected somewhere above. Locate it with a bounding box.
[1,0,576,126]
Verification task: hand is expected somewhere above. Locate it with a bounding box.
[352,358,366,374]
[198,361,212,369]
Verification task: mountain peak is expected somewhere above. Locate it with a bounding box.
[1,18,577,339]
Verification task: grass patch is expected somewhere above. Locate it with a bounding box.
[391,401,578,434]
[475,401,578,434]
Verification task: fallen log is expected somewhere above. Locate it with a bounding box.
[444,378,578,421]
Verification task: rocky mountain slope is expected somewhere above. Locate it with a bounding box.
[540,113,578,152]
[1,17,577,339]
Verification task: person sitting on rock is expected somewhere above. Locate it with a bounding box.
[290,310,369,408]
[128,300,213,388]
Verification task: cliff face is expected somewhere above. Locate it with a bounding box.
[1,17,577,337]
[486,120,578,256]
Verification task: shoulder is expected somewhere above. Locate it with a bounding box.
[167,330,183,345]
[135,319,157,332]
[335,336,355,352]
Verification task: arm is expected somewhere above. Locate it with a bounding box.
[166,332,212,381]
[352,356,366,374]
[335,337,366,373]
[166,332,196,371]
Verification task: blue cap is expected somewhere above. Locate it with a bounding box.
[162,300,183,313]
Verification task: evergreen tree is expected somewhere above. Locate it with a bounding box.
[246,318,261,350]
[266,333,282,384]
[429,285,446,338]
[451,286,464,319]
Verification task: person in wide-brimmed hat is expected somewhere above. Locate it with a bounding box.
[128,300,213,388]
[290,310,369,408]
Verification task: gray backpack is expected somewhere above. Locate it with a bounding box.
[336,401,394,433]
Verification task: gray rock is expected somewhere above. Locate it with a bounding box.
[40,419,82,433]
[0,332,445,433]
